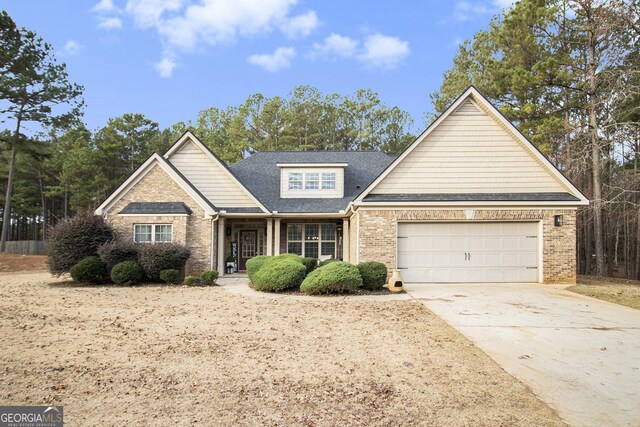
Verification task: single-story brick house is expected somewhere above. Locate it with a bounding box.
[95,87,588,283]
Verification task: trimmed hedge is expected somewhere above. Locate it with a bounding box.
[48,213,114,275]
[160,269,181,285]
[300,261,362,295]
[252,259,306,292]
[98,240,139,271]
[184,276,198,286]
[70,256,108,284]
[277,253,303,263]
[246,255,273,282]
[111,261,143,285]
[357,261,388,290]
[301,257,318,275]
[137,243,191,281]
[200,270,219,285]
[318,258,340,268]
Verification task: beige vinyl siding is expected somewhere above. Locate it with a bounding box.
[371,100,568,194]
[169,139,259,208]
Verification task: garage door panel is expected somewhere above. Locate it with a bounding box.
[397,222,539,283]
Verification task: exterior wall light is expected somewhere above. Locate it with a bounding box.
[554,215,563,227]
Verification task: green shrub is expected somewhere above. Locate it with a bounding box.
[277,253,303,263]
[300,261,362,295]
[160,269,181,284]
[319,257,340,267]
[357,261,388,290]
[110,261,143,285]
[301,257,318,275]
[183,276,199,286]
[246,255,273,282]
[200,270,219,285]
[98,240,139,271]
[69,256,108,284]
[47,213,114,275]
[252,259,306,292]
[137,243,191,281]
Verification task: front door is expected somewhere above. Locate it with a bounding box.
[239,230,257,271]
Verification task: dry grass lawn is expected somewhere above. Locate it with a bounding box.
[0,268,564,425]
[568,275,640,310]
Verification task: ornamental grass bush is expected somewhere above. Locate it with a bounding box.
[301,257,318,275]
[200,270,219,285]
[252,258,306,292]
[47,213,114,275]
[300,261,362,295]
[110,260,144,285]
[357,261,388,290]
[98,240,139,271]
[137,243,190,281]
[69,256,108,284]
[159,269,181,285]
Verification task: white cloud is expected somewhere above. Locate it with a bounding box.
[247,47,295,72]
[126,0,185,28]
[93,0,123,30]
[155,56,177,77]
[308,32,409,70]
[280,11,318,38]
[309,33,359,59]
[358,33,409,69]
[98,16,123,29]
[92,0,117,12]
[60,40,82,57]
[140,0,297,51]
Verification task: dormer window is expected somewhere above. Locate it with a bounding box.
[321,173,336,190]
[288,173,303,190]
[279,163,347,199]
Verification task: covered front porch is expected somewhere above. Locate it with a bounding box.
[215,215,350,275]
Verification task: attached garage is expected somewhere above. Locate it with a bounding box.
[397,222,539,283]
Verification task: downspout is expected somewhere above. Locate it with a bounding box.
[210,214,219,271]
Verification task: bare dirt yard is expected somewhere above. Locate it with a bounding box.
[568,275,640,310]
[0,253,47,272]
[0,269,564,425]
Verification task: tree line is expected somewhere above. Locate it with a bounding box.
[430,0,639,279]
[0,11,416,247]
[2,1,639,280]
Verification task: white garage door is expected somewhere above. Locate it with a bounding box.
[397,222,539,283]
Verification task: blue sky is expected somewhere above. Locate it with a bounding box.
[3,0,513,134]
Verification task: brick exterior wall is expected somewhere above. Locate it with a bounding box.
[106,164,212,275]
[355,208,576,284]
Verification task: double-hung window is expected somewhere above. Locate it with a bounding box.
[321,173,336,190]
[287,223,336,258]
[287,172,337,191]
[134,224,172,243]
[288,173,303,190]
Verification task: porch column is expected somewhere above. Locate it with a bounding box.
[274,218,281,255]
[342,219,350,262]
[266,218,273,256]
[217,217,225,274]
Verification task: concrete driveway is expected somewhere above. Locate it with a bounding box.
[405,283,640,427]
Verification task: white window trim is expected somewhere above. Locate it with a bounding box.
[133,224,173,243]
[287,172,337,191]
[286,223,336,258]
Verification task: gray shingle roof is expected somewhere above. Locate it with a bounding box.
[363,193,581,202]
[119,202,193,215]
[230,151,396,213]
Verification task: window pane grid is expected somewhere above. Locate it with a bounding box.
[288,173,303,190]
[134,224,172,243]
[304,173,319,190]
[287,223,335,258]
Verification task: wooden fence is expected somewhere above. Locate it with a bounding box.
[2,240,47,255]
